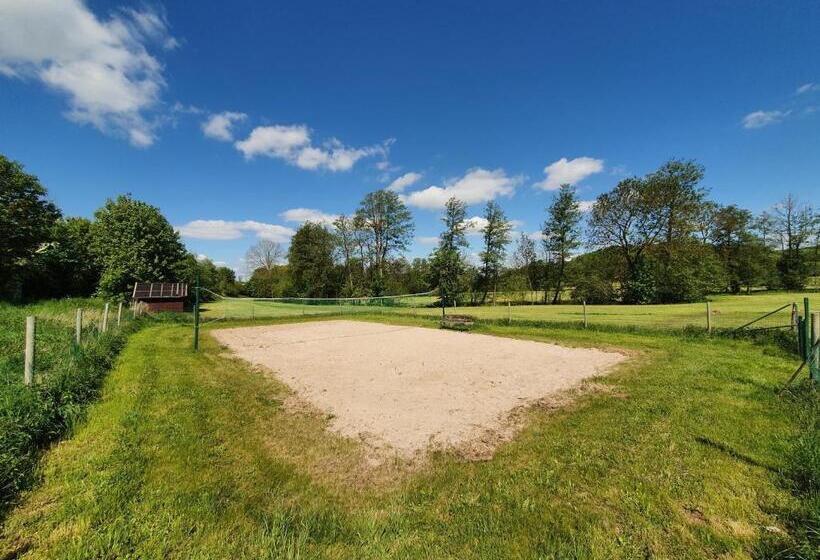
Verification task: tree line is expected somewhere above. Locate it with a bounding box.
[2,153,818,305]
[0,154,238,302]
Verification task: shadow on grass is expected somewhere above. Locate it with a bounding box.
[695,436,777,473]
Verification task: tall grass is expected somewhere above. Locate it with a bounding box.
[0,301,144,514]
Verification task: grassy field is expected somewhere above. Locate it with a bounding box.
[202,291,819,331]
[1,314,816,558]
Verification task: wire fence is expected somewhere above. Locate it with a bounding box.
[1,300,139,387]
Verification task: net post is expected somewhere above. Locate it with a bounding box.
[706,302,712,333]
[803,297,810,362]
[811,312,819,382]
[193,275,200,351]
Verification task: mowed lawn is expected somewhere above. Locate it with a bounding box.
[1,315,815,559]
[202,291,819,331]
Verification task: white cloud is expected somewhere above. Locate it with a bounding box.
[417,236,440,245]
[202,111,247,141]
[796,83,819,95]
[403,168,521,210]
[527,230,545,242]
[534,157,604,190]
[0,0,175,146]
[462,215,523,235]
[578,200,596,212]
[234,125,386,172]
[279,208,339,225]
[742,109,789,129]
[386,172,423,192]
[177,220,295,243]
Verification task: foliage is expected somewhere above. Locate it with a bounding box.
[774,194,816,290]
[287,222,336,297]
[91,195,186,297]
[542,184,582,303]
[571,276,616,304]
[0,155,61,300]
[477,201,512,302]
[245,265,291,298]
[21,217,101,300]
[175,254,241,300]
[0,300,144,514]
[430,197,469,306]
[354,190,414,294]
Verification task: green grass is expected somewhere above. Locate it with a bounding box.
[0,299,143,514]
[1,313,816,558]
[202,291,819,331]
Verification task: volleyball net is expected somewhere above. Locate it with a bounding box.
[197,288,438,323]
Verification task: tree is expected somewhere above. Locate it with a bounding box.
[354,190,414,294]
[542,184,582,304]
[0,155,61,299]
[23,217,100,299]
[589,176,667,294]
[512,232,539,295]
[430,197,469,306]
[774,194,815,289]
[712,205,768,293]
[287,222,336,297]
[91,195,186,297]
[245,239,284,274]
[648,159,706,246]
[478,201,512,303]
[333,214,359,296]
[648,160,708,303]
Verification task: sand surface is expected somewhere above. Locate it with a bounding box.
[212,320,625,456]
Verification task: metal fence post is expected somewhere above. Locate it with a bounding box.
[803,297,811,362]
[24,316,35,385]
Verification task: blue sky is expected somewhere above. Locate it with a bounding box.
[1,0,818,275]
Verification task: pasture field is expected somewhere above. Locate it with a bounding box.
[1,313,816,559]
[202,291,819,331]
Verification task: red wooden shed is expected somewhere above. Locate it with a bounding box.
[132,282,188,312]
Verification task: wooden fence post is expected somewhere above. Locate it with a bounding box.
[508,301,511,324]
[101,303,109,332]
[24,316,35,386]
[583,301,588,328]
[706,302,712,333]
[811,312,819,347]
[117,302,123,327]
[75,308,83,346]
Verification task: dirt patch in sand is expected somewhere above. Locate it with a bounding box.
[211,320,626,458]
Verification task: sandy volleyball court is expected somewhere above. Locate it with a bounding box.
[212,320,625,457]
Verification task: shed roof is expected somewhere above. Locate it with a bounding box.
[132,282,188,300]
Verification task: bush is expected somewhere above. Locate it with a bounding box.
[571,277,616,304]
